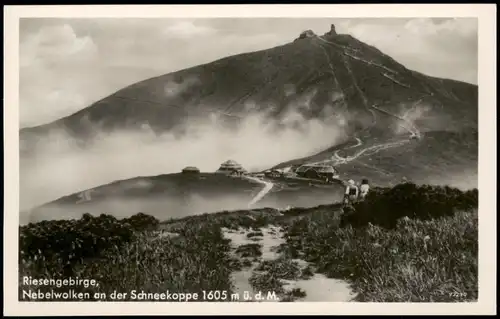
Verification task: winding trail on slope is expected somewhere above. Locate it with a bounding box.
[348,137,363,149]
[306,36,422,169]
[371,104,420,138]
[403,97,426,119]
[335,139,408,163]
[316,35,421,138]
[245,176,275,207]
[317,36,398,75]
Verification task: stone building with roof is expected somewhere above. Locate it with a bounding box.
[216,160,247,176]
[296,164,339,181]
[182,166,200,174]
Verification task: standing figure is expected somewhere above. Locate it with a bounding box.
[343,179,359,206]
[359,179,370,199]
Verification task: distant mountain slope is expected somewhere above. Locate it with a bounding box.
[20,26,477,151]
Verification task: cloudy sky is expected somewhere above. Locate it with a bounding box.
[19,17,478,128]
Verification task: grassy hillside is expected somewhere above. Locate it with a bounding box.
[335,130,478,187]
[273,129,478,188]
[19,182,478,302]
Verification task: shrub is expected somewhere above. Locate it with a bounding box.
[300,265,314,280]
[342,183,478,229]
[249,271,285,295]
[19,213,233,301]
[235,244,262,258]
[254,259,302,281]
[19,213,140,277]
[283,288,307,301]
[123,213,159,231]
[241,259,254,268]
[246,231,264,238]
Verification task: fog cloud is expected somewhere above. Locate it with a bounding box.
[20,103,349,211]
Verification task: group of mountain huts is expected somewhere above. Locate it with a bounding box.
[181,160,248,177]
[260,164,339,182]
[181,160,339,182]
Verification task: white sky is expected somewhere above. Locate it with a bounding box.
[19,18,478,128]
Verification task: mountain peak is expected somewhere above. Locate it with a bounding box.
[296,24,339,42]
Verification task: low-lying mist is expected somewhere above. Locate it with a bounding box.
[25,178,346,225]
[20,106,348,212]
[27,193,256,224]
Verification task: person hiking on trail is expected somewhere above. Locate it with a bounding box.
[343,179,359,205]
[359,179,370,199]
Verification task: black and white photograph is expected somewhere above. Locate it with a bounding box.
[4,4,496,316]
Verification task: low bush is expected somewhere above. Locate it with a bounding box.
[19,214,233,301]
[254,259,302,281]
[249,272,285,295]
[246,231,264,238]
[235,243,262,258]
[20,213,140,278]
[342,183,478,229]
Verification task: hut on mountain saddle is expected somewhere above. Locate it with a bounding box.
[294,165,311,175]
[216,160,247,177]
[182,166,200,175]
[264,169,282,178]
[296,164,339,182]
